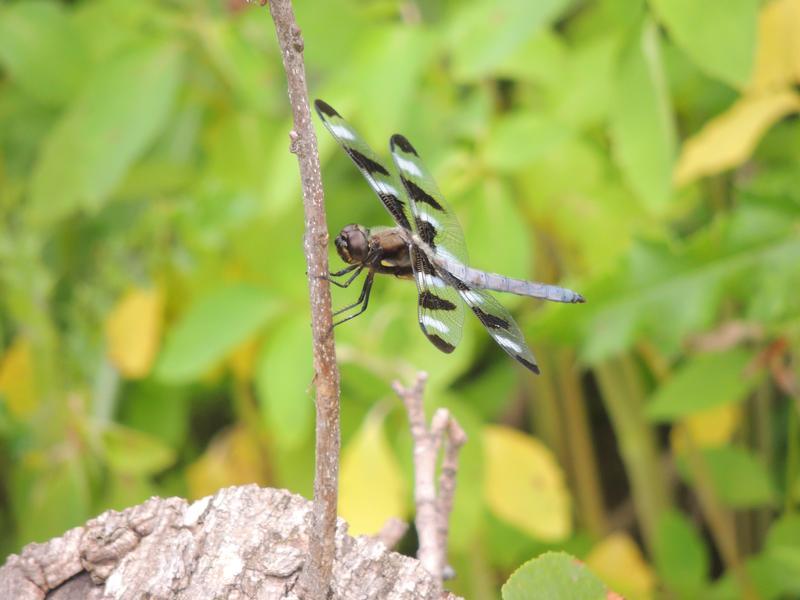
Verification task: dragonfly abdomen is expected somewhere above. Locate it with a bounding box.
[451,264,585,304]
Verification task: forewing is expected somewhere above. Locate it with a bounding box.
[456,283,540,374]
[412,248,465,353]
[389,134,468,265]
[314,100,414,231]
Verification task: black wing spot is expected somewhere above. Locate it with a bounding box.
[415,217,437,246]
[390,134,419,156]
[426,333,455,353]
[403,178,444,211]
[346,148,391,176]
[415,251,437,275]
[314,99,340,118]
[381,193,412,230]
[419,291,457,311]
[515,355,540,374]
[447,275,470,291]
[473,307,510,330]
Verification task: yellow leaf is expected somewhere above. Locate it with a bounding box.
[340,412,407,536]
[0,337,38,417]
[671,404,742,454]
[749,0,800,92]
[105,287,163,378]
[483,425,571,541]
[186,424,268,499]
[587,532,656,600]
[675,91,800,186]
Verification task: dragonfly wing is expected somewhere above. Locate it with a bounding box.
[389,134,468,265]
[315,100,414,232]
[454,281,540,374]
[412,248,465,353]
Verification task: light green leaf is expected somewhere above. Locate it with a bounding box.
[461,178,530,287]
[764,514,800,582]
[255,315,313,450]
[0,1,87,106]
[448,0,574,81]
[156,284,279,382]
[484,113,572,172]
[101,424,176,475]
[691,446,776,508]
[650,0,758,87]
[610,18,676,212]
[654,510,709,596]
[502,551,606,600]
[554,205,800,363]
[646,349,757,421]
[30,41,183,222]
[13,457,90,546]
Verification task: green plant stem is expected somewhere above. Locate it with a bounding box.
[683,435,759,600]
[529,350,568,464]
[557,349,608,538]
[786,395,799,513]
[594,355,670,554]
[752,382,774,545]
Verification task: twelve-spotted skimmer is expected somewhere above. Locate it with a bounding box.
[315,99,584,374]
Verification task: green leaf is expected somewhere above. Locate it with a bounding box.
[502,551,606,600]
[448,0,574,81]
[461,178,530,288]
[684,446,776,508]
[554,205,800,363]
[650,0,758,87]
[156,284,279,382]
[654,510,708,596]
[0,1,87,106]
[12,457,90,547]
[484,113,572,172]
[610,18,676,212]
[255,315,313,450]
[30,41,183,222]
[764,514,800,586]
[646,349,757,421]
[101,424,176,475]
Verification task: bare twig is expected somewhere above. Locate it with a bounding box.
[375,517,410,550]
[393,373,467,593]
[262,1,341,598]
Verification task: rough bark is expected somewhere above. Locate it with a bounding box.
[0,486,461,600]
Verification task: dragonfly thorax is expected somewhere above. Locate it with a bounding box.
[335,224,370,265]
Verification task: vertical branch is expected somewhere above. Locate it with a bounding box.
[262,1,341,598]
[393,372,467,594]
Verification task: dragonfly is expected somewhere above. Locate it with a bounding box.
[314,99,584,374]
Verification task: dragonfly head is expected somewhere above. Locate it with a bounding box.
[335,224,370,265]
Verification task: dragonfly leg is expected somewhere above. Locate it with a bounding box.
[326,265,363,289]
[332,272,374,327]
[330,264,359,277]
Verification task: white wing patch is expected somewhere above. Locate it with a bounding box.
[420,314,450,334]
[494,336,522,353]
[394,154,423,177]
[416,272,447,289]
[375,181,401,198]
[417,212,441,230]
[328,123,356,141]
[461,290,483,305]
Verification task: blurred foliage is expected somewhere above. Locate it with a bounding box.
[0,0,799,597]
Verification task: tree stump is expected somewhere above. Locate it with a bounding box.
[0,485,461,599]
